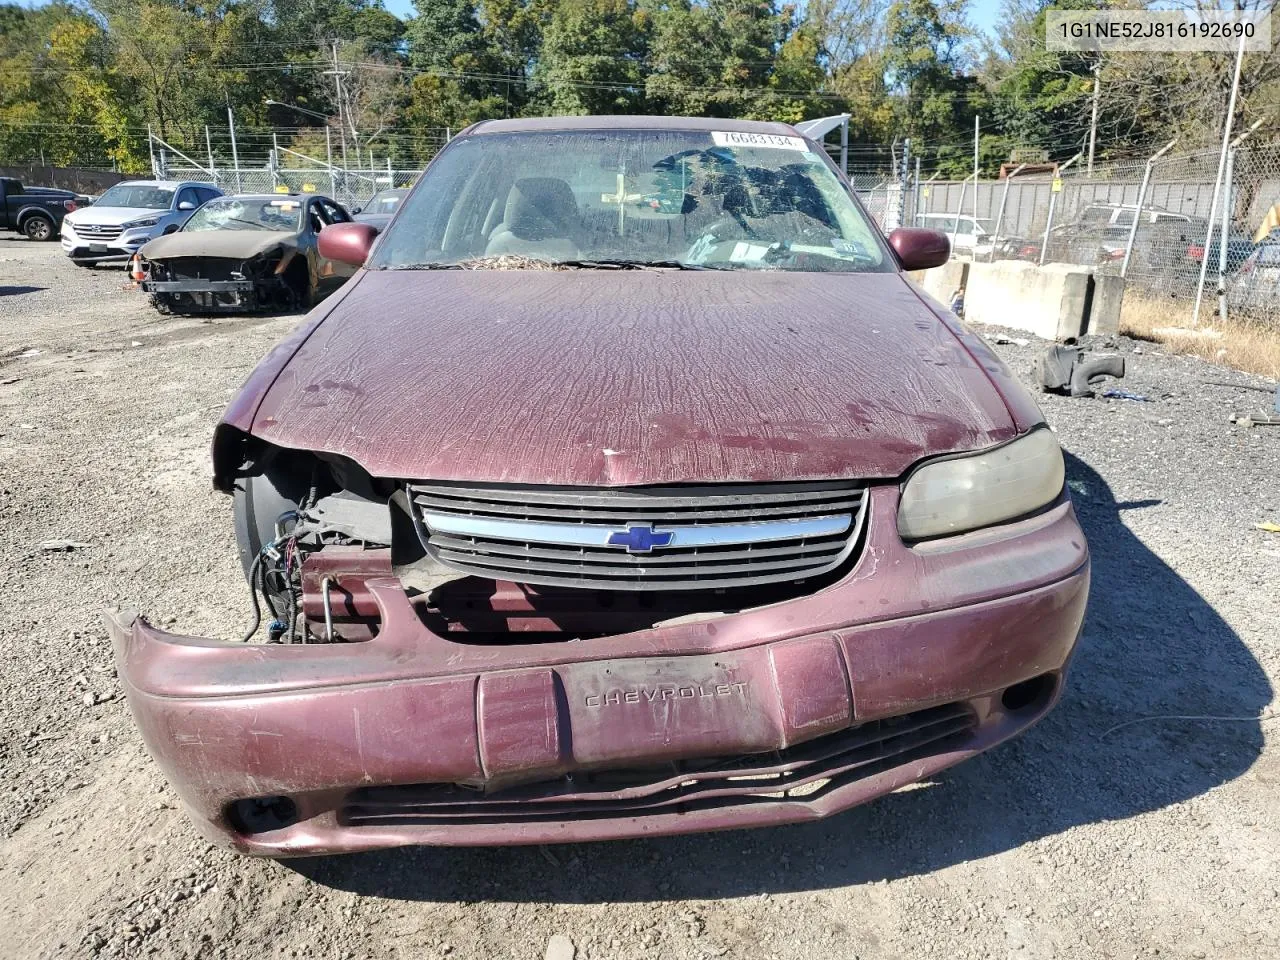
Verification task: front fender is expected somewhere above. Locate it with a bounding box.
[15,203,57,225]
[211,271,366,491]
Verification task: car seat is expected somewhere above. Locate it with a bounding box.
[485,178,582,259]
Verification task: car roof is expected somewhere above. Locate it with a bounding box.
[466,115,804,138]
[211,193,323,202]
[111,180,217,189]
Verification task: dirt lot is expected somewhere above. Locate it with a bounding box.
[1,235,1278,960]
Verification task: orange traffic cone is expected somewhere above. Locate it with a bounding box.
[130,254,146,282]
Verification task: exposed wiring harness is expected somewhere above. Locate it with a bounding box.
[239,473,350,644]
[240,511,301,643]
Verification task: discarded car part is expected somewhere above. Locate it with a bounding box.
[112,116,1089,856]
[1036,344,1126,397]
[1230,412,1280,427]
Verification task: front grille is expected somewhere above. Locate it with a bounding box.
[408,480,868,591]
[161,257,244,281]
[339,702,976,826]
[73,223,123,240]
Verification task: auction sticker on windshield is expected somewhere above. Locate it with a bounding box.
[711,131,806,151]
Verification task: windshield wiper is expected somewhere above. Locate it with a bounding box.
[383,262,464,270]
[551,258,720,271]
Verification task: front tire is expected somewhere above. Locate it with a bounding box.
[22,215,54,241]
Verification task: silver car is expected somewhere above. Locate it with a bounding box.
[60,180,222,266]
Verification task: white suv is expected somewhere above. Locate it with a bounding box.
[61,180,222,266]
[915,212,995,259]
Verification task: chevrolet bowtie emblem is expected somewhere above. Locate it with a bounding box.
[605,524,675,553]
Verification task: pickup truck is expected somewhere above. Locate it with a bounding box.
[0,177,82,241]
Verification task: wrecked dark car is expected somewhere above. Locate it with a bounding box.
[109,116,1089,857]
[353,188,408,232]
[137,193,357,313]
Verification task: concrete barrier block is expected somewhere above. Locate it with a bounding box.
[964,261,1091,341]
[909,260,968,308]
[1087,273,1125,335]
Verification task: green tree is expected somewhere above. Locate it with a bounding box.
[979,0,1096,161]
[646,0,817,119]
[882,0,974,147]
[534,0,647,115]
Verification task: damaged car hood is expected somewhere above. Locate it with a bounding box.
[141,231,297,260]
[246,269,1019,484]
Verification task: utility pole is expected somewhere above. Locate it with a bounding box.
[896,137,911,229]
[226,104,242,193]
[323,40,350,172]
[973,115,980,231]
[1219,118,1266,323]
[1087,62,1100,177]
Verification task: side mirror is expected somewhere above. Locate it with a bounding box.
[888,227,951,271]
[350,206,362,215]
[318,221,378,267]
[177,201,195,211]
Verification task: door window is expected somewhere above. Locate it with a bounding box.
[319,199,350,223]
[307,200,330,234]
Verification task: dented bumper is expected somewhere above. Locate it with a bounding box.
[109,490,1089,856]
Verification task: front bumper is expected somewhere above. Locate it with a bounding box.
[109,490,1090,856]
[142,279,255,294]
[61,224,155,263]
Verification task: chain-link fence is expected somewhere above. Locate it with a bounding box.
[156,163,424,212]
[148,126,450,211]
[901,142,1280,328]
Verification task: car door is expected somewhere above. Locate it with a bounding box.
[313,197,359,286]
[169,186,201,233]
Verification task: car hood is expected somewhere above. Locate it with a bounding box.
[354,213,393,230]
[249,269,1018,485]
[67,206,165,226]
[141,230,296,261]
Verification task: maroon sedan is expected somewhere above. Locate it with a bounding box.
[109,116,1088,857]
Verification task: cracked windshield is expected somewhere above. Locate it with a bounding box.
[372,130,891,272]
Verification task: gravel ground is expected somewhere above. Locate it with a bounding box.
[1,235,1278,960]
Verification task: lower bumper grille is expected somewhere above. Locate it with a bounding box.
[408,480,868,591]
[339,702,976,827]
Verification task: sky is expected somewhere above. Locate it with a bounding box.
[16,0,1007,38]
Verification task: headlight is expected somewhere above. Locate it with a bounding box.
[897,428,1065,540]
[122,217,161,230]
